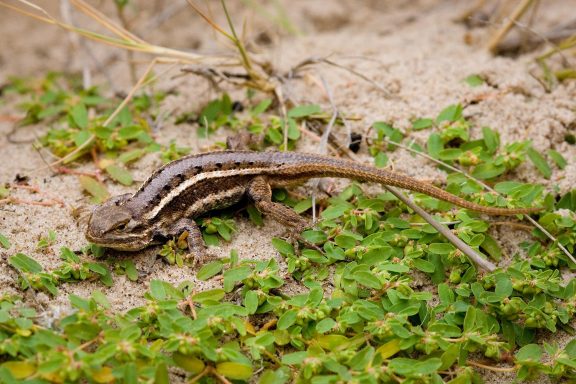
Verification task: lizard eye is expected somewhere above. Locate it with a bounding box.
[115,221,129,231]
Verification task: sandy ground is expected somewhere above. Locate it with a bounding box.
[1,1,576,383]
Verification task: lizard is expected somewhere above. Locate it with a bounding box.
[85,150,541,261]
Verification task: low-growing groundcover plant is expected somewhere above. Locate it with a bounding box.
[2,73,576,383]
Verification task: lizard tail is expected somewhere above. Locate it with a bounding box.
[278,158,541,216]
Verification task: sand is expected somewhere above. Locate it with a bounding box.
[1,1,575,383]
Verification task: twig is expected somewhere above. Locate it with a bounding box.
[381,137,576,265]
[490,221,533,232]
[290,56,391,97]
[0,197,64,207]
[385,185,496,271]
[335,147,497,271]
[274,86,289,151]
[310,75,339,222]
[467,360,517,372]
[210,366,233,384]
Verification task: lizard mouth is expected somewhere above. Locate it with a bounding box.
[85,227,152,251]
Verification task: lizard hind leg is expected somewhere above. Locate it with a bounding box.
[247,176,310,232]
[247,177,323,253]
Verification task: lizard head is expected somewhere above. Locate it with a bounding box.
[85,194,152,251]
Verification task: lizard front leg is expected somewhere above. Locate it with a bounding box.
[168,218,207,266]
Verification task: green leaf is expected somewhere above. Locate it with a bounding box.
[118,149,146,164]
[192,288,225,303]
[516,344,542,362]
[548,149,567,169]
[413,258,435,273]
[374,151,388,168]
[373,122,404,143]
[224,265,252,292]
[349,346,375,370]
[118,125,143,140]
[73,130,91,147]
[428,243,455,255]
[557,358,576,369]
[71,103,88,129]
[79,175,109,203]
[380,263,409,273]
[471,162,506,179]
[301,230,327,244]
[250,334,274,352]
[436,104,462,123]
[246,205,264,226]
[293,199,312,214]
[353,271,382,289]
[287,104,321,118]
[463,306,476,332]
[216,362,253,380]
[197,261,223,281]
[0,186,9,198]
[149,280,182,300]
[527,147,552,179]
[9,253,43,273]
[287,118,301,140]
[480,234,502,261]
[223,265,251,283]
[438,148,462,160]
[495,273,513,298]
[271,238,294,255]
[321,202,353,219]
[482,126,500,153]
[172,353,205,374]
[412,118,434,130]
[252,99,272,115]
[427,133,443,159]
[377,339,401,359]
[464,74,484,87]
[1,361,36,380]
[316,318,336,333]
[316,335,349,351]
[389,357,442,376]
[105,165,133,186]
[0,234,10,249]
[244,290,259,314]
[154,363,170,384]
[557,190,576,211]
[123,260,139,281]
[438,283,454,304]
[334,234,357,249]
[259,368,289,384]
[87,263,107,276]
[282,351,307,365]
[277,309,298,330]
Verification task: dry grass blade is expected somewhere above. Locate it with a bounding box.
[185,0,234,41]
[184,0,275,93]
[70,0,147,44]
[1,0,230,64]
[486,0,537,54]
[47,58,160,167]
